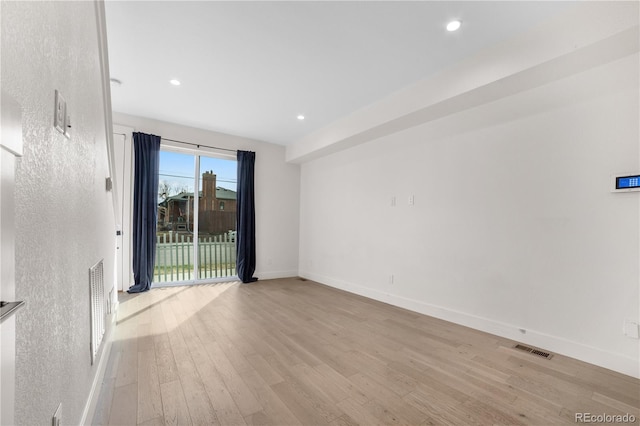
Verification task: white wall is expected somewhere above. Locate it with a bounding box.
[112,113,300,280]
[299,51,640,377]
[1,1,116,424]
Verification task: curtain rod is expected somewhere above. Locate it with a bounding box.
[162,137,237,153]
[112,132,238,153]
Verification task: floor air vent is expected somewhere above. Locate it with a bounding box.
[514,344,553,359]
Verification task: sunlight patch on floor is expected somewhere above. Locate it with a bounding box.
[115,281,241,335]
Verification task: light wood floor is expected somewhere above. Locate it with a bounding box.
[93,278,639,425]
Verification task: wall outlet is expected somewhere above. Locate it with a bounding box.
[52,403,61,426]
[623,319,639,339]
[63,112,71,139]
[408,195,415,206]
[53,90,66,135]
[107,288,113,315]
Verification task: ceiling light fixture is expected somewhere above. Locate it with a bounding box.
[297,115,305,120]
[446,20,462,32]
[169,79,181,86]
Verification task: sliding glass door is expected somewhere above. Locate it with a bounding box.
[155,149,237,284]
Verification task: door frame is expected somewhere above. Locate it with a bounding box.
[154,144,238,286]
[112,124,134,292]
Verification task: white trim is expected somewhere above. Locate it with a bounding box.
[94,0,119,222]
[0,90,23,426]
[255,270,299,280]
[80,3,119,424]
[299,271,640,379]
[80,311,116,425]
[112,125,134,292]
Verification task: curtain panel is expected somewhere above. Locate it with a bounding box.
[236,150,258,283]
[128,132,161,293]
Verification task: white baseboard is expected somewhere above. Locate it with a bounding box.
[80,309,117,425]
[254,269,299,280]
[299,271,639,379]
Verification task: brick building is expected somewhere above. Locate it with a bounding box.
[158,171,236,234]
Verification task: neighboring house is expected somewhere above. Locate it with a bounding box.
[158,171,237,235]
[215,186,237,211]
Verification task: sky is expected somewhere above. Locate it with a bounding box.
[159,151,237,199]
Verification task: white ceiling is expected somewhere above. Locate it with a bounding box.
[105,1,573,146]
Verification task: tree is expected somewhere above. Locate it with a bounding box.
[158,180,173,201]
[159,181,191,200]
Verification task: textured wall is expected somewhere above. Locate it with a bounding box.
[1,1,115,424]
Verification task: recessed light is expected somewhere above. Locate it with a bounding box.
[446,20,462,32]
[297,115,305,120]
[169,79,181,86]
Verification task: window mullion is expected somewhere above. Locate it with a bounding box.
[192,154,200,281]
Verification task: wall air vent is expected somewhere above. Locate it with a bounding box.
[514,344,553,359]
[89,260,106,365]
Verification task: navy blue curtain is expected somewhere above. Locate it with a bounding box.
[128,132,161,293]
[236,150,258,283]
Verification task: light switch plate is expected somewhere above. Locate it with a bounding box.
[54,90,66,135]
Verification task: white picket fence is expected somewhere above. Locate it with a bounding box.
[155,233,236,282]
